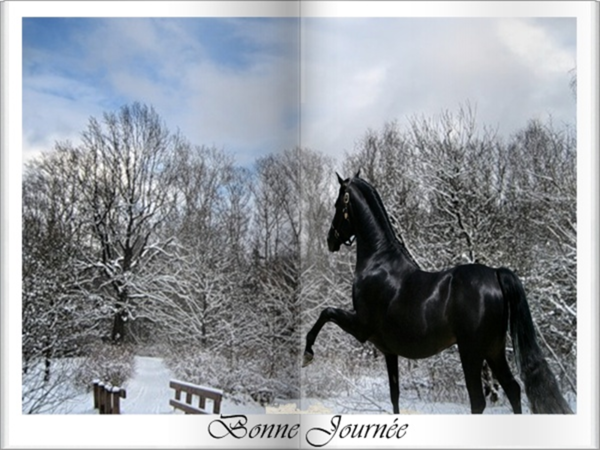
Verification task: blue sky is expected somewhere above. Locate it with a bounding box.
[22,17,576,166]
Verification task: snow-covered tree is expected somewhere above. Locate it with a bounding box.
[65,103,183,342]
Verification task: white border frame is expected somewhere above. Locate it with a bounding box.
[1,2,598,449]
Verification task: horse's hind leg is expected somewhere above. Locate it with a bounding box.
[486,350,522,414]
[458,343,486,414]
[384,353,400,414]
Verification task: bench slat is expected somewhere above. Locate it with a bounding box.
[170,399,209,415]
[213,397,222,414]
[169,379,223,414]
[169,380,223,402]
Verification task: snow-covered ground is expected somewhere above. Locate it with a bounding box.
[27,355,576,415]
[270,395,516,415]
[270,392,577,415]
[55,356,265,414]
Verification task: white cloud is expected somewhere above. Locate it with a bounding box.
[22,72,110,162]
[300,18,576,163]
[23,18,301,165]
[497,19,574,75]
[22,18,575,167]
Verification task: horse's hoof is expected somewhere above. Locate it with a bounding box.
[302,352,314,367]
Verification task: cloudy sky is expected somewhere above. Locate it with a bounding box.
[22,17,576,167]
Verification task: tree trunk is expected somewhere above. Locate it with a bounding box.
[43,350,51,382]
[111,310,126,343]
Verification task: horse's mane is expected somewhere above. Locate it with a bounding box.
[350,177,420,269]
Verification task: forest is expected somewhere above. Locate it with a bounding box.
[22,102,576,413]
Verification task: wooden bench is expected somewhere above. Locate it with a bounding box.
[93,380,126,414]
[169,379,223,414]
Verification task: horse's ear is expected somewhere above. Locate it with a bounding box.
[336,172,345,185]
[355,169,361,178]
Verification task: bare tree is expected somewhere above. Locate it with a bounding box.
[248,149,303,397]
[22,148,87,412]
[141,144,253,349]
[63,103,182,342]
[503,120,577,391]
[407,106,510,268]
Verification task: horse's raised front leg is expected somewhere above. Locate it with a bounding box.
[303,307,370,367]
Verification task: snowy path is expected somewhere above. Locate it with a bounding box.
[121,356,174,414]
[59,355,264,414]
[121,356,264,414]
[58,356,175,414]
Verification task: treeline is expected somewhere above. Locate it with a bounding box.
[22,103,576,409]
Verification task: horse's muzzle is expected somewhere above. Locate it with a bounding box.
[327,228,341,252]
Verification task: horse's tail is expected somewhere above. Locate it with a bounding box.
[497,267,573,414]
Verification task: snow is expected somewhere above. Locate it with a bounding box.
[272,392,577,415]
[267,396,502,415]
[170,378,223,397]
[26,356,576,415]
[44,356,265,414]
[122,356,174,414]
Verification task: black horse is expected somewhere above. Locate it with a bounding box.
[303,173,572,414]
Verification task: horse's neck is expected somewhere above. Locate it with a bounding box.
[353,199,406,261]
[352,186,419,270]
[355,232,417,272]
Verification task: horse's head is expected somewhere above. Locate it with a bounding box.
[327,171,359,252]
